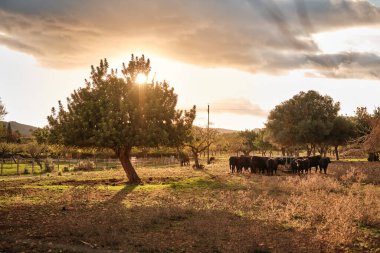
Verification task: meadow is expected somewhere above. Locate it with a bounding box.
[0,159,379,253]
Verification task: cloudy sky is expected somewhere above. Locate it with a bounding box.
[1,0,380,130]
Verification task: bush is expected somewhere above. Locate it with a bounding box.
[74,161,96,171]
[44,160,55,173]
[23,167,30,174]
[63,166,70,172]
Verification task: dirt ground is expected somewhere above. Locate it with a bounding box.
[1,160,379,253]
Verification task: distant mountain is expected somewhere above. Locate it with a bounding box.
[1,121,38,136]
[212,128,238,134]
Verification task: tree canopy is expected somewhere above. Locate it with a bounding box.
[48,55,196,183]
[357,107,380,152]
[326,116,358,160]
[266,90,340,154]
[238,130,258,155]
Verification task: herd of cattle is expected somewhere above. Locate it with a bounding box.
[229,155,331,175]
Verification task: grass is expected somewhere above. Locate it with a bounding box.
[0,160,379,252]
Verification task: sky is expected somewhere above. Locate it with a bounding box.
[0,0,380,131]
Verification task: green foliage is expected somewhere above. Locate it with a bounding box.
[5,122,21,143]
[266,90,340,148]
[355,107,380,135]
[238,130,258,155]
[253,129,274,154]
[327,116,357,146]
[47,55,195,182]
[33,127,50,144]
[48,55,195,150]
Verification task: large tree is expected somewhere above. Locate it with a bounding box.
[253,129,274,156]
[326,116,357,160]
[238,130,257,155]
[48,55,195,183]
[266,90,340,155]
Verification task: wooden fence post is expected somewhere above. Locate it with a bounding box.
[17,158,20,175]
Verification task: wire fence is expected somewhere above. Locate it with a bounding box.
[0,156,186,176]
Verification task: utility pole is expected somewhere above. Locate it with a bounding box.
[207,104,210,164]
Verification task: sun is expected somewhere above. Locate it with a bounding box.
[135,73,147,84]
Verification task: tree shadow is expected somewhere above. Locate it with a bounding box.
[1,179,369,253]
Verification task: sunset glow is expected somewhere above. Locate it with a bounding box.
[135,73,147,85]
[0,0,379,130]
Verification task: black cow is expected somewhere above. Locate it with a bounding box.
[180,156,190,166]
[251,156,268,174]
[319,157,331,174]
[229,156,239,173]
[266,158,278,175]
[297,158,310,174]
[308,155,321,173]
[238,156,251,173]
[290,159,298,174]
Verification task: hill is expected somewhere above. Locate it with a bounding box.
[1,121,38,136]
[212,128,238,134]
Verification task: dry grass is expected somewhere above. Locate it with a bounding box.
[0,161,379,252]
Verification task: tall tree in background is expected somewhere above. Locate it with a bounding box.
[0,99,6,139]
[326,116,357,160]
[48,55,196,183]
[5,122,20,143]
[238,130,257,155]
[357,107,380,153]
[32,127,50,144]
[266,90,340,155]
[253,129,274,156]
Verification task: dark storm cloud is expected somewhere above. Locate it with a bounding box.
[0,0,379,78]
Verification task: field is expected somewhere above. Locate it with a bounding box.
[1,159,380,253]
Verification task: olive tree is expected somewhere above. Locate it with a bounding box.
[326,116,357,160]
[238,130,257,155]
[48,55,195,183]
[266,90,340,156]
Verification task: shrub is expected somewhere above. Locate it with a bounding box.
[23,167,30,174]
[44,159,55,173]
[74,161,96,171]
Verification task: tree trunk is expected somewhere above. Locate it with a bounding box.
[117,146,141,184]
[306,145,311,156]
[193,152,200,169]
[335,145,339,161]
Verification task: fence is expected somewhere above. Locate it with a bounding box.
[0,156,181,176]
